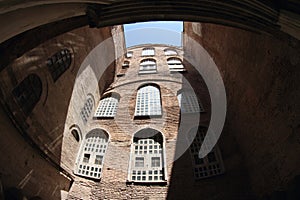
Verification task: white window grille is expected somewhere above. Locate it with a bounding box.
[142,48,155,56]
[129,130,166,183]
[126,51,133,58]
[94,96,119,118]
[80,97,94,123]
[177,91,204,113]
[167,58,185,72]
[139,59,157,74]
[188,127,225,180]
[74,129,109,180]
[164,49,177,56]
[135,85,162,117]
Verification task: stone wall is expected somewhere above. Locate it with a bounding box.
[0,24,118,199]
[184,22,300,197]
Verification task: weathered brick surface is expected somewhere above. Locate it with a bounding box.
[0,25,119,199]
[67,44,253,199]
[184,22,300,197]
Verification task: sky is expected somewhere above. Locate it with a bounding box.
[124,21,183,47]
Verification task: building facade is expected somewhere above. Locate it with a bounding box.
[65,44,253,199]
[0,20,299,199]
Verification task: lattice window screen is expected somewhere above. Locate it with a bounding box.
[135,85,162,116]
[94,97,118,118]
[129,136,165,182]
[75,130,108,180]
[177,91,204,113]
[188,127,225,180]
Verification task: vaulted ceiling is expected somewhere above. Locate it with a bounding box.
[0,0,299,45]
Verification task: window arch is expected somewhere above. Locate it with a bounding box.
[74,129,109,180]
[167,57,185,72]
[187,127,225,180]
[94,93,119,118]
[128,129,166,183]
[46,49,72,81]
[177,90,204,113]
[80,95,94,123]
[164,49,177,56]
[122,61,130,68]
[142,48,155,56]
[139,59,157,74]
[135,85,162,117]
[12,74,42,116]
[69,125,82,142]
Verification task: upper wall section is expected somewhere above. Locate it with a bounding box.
[183,21,300,197]
[0,0,299,48]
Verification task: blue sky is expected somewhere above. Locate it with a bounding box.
[124,21,183,47]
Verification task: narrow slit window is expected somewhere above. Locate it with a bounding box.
[80,96,94,123]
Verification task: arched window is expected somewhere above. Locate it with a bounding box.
[122,61,130,68]
[142,48,155,56]
[80,96,94,123]
[187,127,225,180]
[135,85,162,117]
[12,74,42,116]
[177,90,204,113]
[167,57,185,72]
[94,95,119,118]
[46,49,72,81]
[128,129,166,183]
[69,124,82,142]
[71,129,80,142]
[74,129,109,180]
[139,59,157,74]
[164,49,177,56]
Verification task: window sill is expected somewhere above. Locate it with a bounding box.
[126,180,167,186]
[134,115,162,119]
[93,116,115,119]
[170,69,187,73]
[138,71,157,75]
